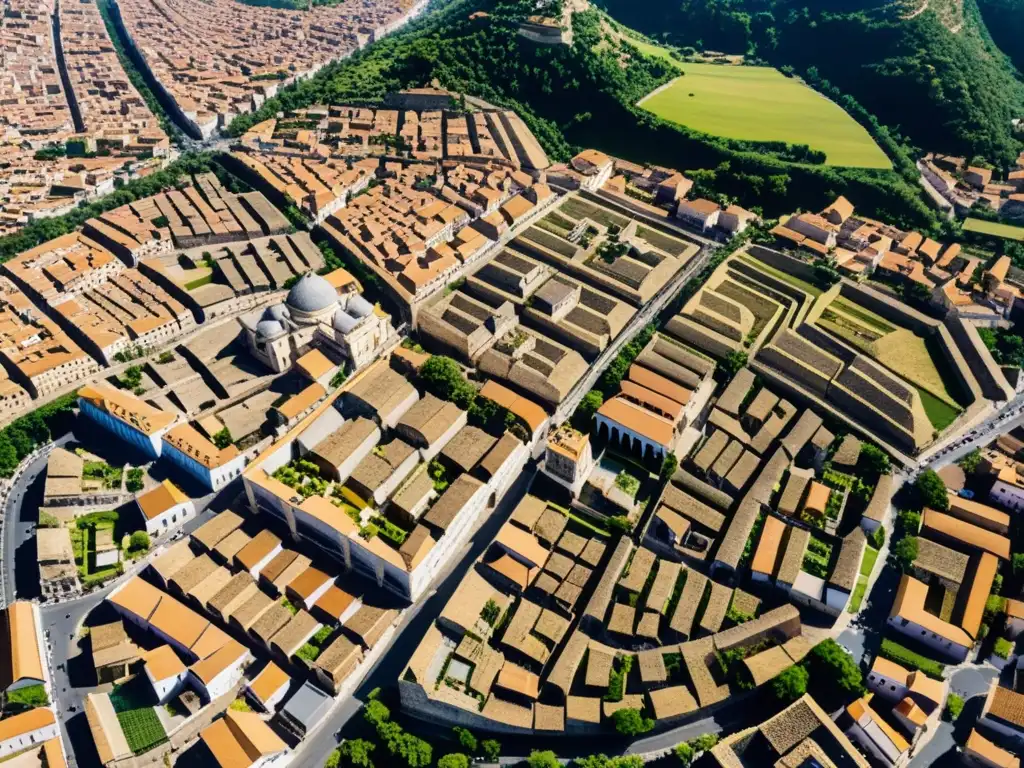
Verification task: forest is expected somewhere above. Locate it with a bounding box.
[593,0,1024,169]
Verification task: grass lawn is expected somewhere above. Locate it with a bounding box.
[637,64,891,169]
[848,576,868,613]
[963,217,1024,241]
[860,545,879,578]
[916,386,961,432]
[116,708,168,754]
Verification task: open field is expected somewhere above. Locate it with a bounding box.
[963,217,1024,241]
[637,64,891,169]
[624,35,683,69]
[871,330,963,408]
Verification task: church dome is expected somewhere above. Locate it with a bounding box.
[346,294,374,319]
[255,319,284,339]
[286,273,337,314]
[263,303,291,322]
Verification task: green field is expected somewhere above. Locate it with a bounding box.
[116,708,168,754]
[963,217,1024,241]
[637,64,891,169]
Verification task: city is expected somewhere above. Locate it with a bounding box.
[1,0,1024,767]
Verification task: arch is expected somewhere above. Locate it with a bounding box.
[610,425,622,446]
[597,420,610,444]
[643,442,656,462]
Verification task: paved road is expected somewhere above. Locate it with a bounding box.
[919,394,1024,475]
[554,240,716,425]
[1,434,74,607]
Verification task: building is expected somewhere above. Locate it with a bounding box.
[845,695,910,767]
[143,645,188,704]
[161,424,247,491]
[78,382,176,459]
[188,640,250,703]
[0,708,59,759]
[887,574,973,662]
[241,272,394,374]
[137,479,196,537]
[246,661,291,712]
[0,601,47,693]
[965,728,1020,768]
[980,680,1024,744]
[37,527,80,599]
[676,199,721,232]
[542,424,594,497]
[199,709,289,768]
[277,680,332,739]
[91,621,140,684]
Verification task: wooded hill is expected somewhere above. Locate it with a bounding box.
[594,0,1024,169]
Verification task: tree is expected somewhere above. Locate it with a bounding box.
[893,537,919,572]
[325,750,341,768]
[527,751,561,768]
[858,443,890,475]
[723,350,748,380]
[573,389,604,432]
[339,739,375,768]
[611,707,654,737]
[896,510,921,537]
[771,664,808,704]
[691,735,718,753]
[958,448,982,474]
[212,427,233,449]
[944,693,964,721]
[870,525,885,550]
[574,757,644,768]
[660,452,679,481]
[437,755,469,768]
[479,600,500,627]
[453,727,477,753]
[393,734,431,767]
[1013,552,1024,576]
[419,355,476,409]
[674,743,694,767]
[915,469,949,511]
[482,740,501,761]
[129,531,150,552]
[805,640,864,707]
[363,698,390,727]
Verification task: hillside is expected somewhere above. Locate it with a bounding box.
[977,0,1024,73]
[228,0,939,229]
[594,0,1024,167]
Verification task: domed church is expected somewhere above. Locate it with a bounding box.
[240,271,395,374]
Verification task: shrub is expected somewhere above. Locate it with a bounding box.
[945,693,964,721]
[674,743,694,766]
[879,638,945,678]
[772,664,808,704]
[212,428,232,449]
[5,684,49,708]
[915,470,949,511]
[893,537,918,572]
[660,452,679,481]
[125,468,144,493]
[870,525,885,549]
[437,755,469,768]
[607,515,632,534]
[453,727,477,753]
[339,739,375,767]
[527,751,560,768]
[896,510,921,537]
[480,600,500,627]
[611,707,654,736]
[129,531,150,552]
[858,443,891,475]
[482,740,501,761]
[994,637,1013,660]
